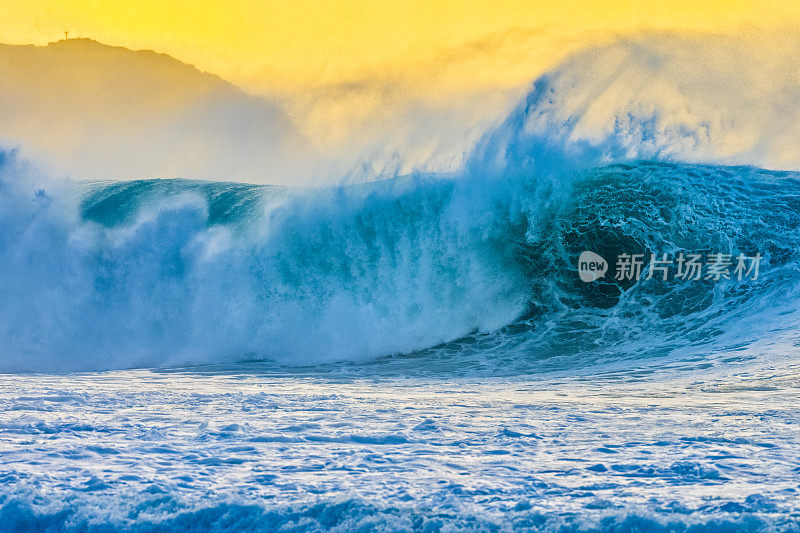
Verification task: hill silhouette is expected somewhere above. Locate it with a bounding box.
[0,39,308,182]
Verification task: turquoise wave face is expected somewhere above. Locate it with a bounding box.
[2,151,799,373]
[79,179,284,229]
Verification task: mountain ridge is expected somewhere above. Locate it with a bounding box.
[0,38,308,183]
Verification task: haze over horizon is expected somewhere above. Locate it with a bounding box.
[3,0,799,91]
[4,29,800,184]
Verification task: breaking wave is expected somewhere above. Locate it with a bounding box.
[2,153,799,373]
[2,35,800,373]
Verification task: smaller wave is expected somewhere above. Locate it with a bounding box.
[79,179,284,229]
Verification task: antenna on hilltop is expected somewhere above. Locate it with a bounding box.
[64,31,69,40]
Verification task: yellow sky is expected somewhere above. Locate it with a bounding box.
[1,0,799,89]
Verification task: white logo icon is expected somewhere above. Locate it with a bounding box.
[578,251,608,282]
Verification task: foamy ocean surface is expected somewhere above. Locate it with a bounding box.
[3,38,800,531]
[2,358,800,532]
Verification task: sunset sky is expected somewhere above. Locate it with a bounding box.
[2,0,798,90]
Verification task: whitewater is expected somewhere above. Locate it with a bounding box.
[2,36,800,531]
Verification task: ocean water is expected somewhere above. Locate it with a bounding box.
[2,360,800,532]
[3,41,800,530]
